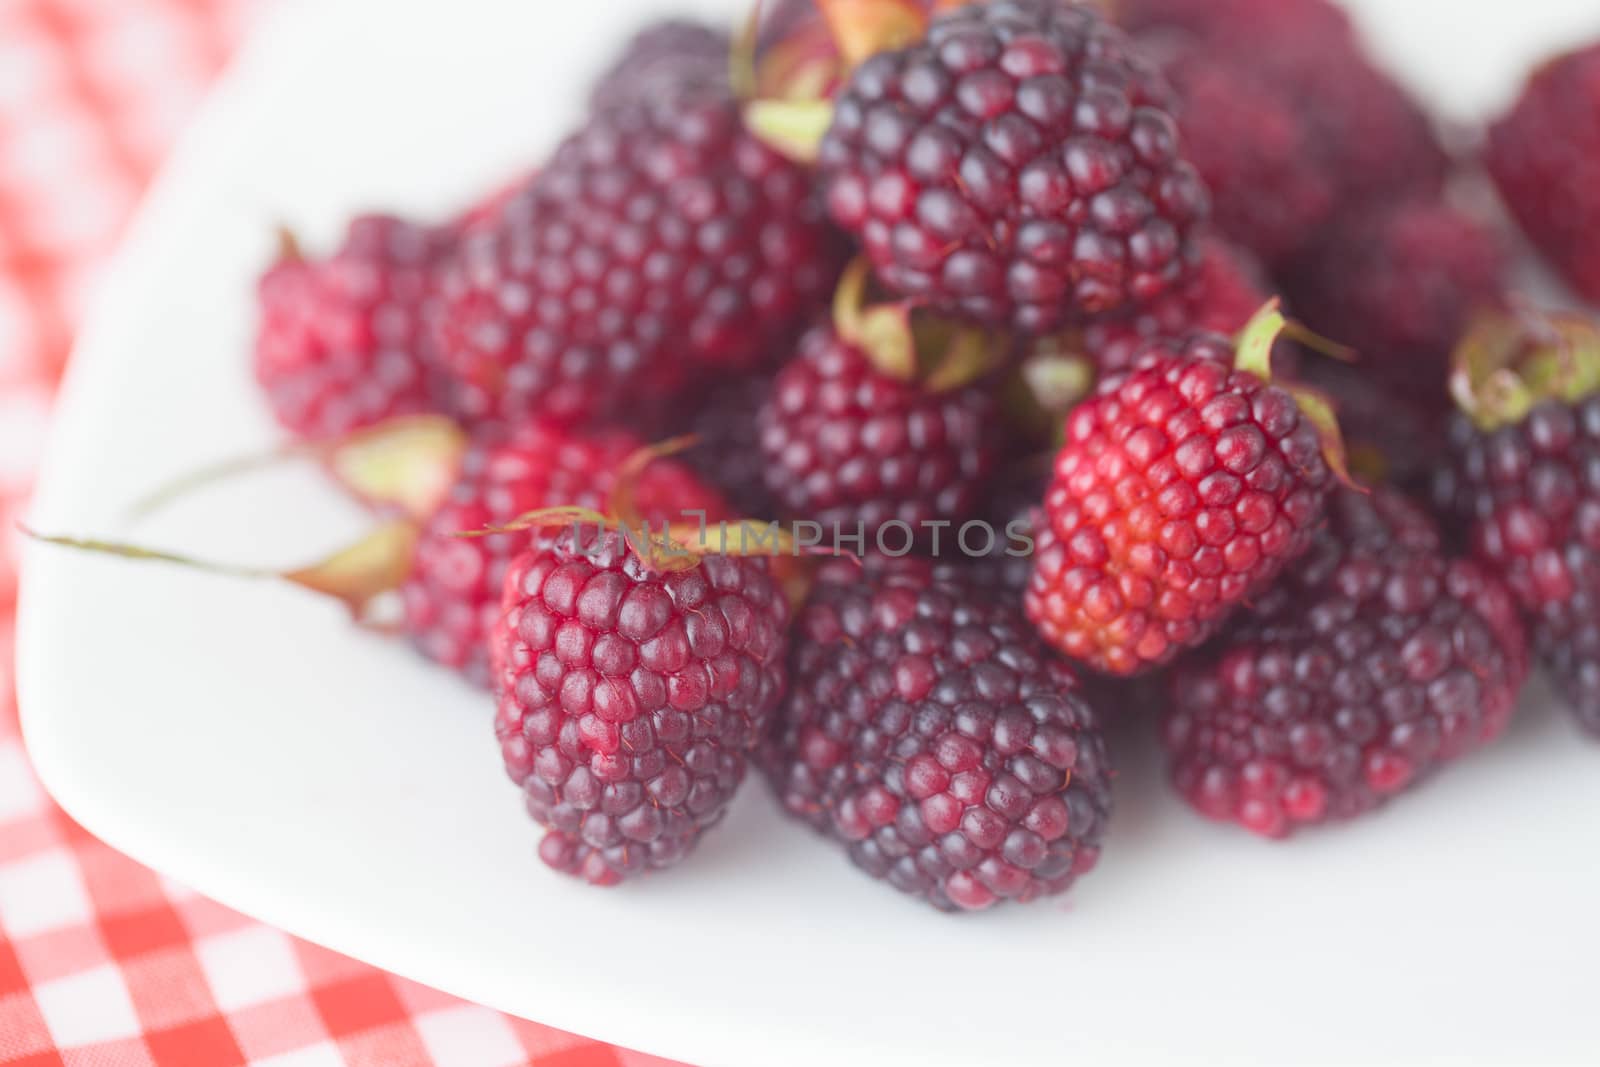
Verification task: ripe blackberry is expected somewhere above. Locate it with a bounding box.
[1487,43,1600,303]
[254,216,453,438]
[495,528,790,885]
[1079,237,1268,377]
[434,74,840,428]
[1128,0,1445,264]
[404,423,729,687]
[1434,312,1600,736]
[1163,487,1529,837]
[764,555,1112,911]
[1025,310,1342,675]
[590,18,731,111]
[758,319,1003,543]
[818,0,1209,331]
[1286,198,1506,411]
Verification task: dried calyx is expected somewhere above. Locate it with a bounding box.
[831,258,1003,391]
[742,0,950,162]
[457,437,824,577]
[25,520,419,624]
[28,414,470,622]
[1450,308,1600,432]
[129,415,468,522]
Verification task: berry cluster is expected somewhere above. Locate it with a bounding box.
[70,0,1600,912]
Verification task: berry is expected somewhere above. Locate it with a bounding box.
[1144,40,1335,266]
[1025,313,1340,675]
[1163,487,1529,837]
[590,19,731,111]
[758,322,1002,542]
[494,529,790,885]
[1127,0,1445,264]
[434,73,840,427]
[404,423,729,687]
[254,216,452,438]
[1286,198,1506,411]
[1080,237,1269,376]
[818,0,1209,331]
[1435,313,1600,736]
[1486,42,1600,304]
[764,555,1113,911]
[679,373,780,519]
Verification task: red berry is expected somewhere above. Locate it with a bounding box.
[1163,487,1529,837]
[494,529,790,885]
[1437,371,1600,737]
[757,322,1003,541]
[434,72,841,427]
[764,555,1113,911]
[1487,42,1600,304]
[1286,198,1506,410]
[818,0,1209,331]
[1127,0,1446,265]
[254,216,452,438]
[404,422,729,686]
[1025,327,1337,675]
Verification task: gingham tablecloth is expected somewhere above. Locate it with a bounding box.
[0,3,683,1064]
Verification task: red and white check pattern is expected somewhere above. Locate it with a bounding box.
[0,2,685,1064]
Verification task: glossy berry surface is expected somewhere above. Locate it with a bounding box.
[1436,398,1600,736]
[758,323,1002,540]
[1286,198,1505,410]
[435,74,839,428]
[403,422,728,687]
[254,215,451,438]
[1026,333,1335,675]
[494,529,790,885]
[1486,42,1600,303]
[1164,488,1529,837]
[765,556,1112,911]
[819,0,1208,331]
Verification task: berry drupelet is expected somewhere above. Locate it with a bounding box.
[494,528,790,885]
[758,323,1002,543]
[1163,486,1529,837]
[1435,312,1600,737]
[434,69,840,428]
[764,555,1112,912]
[1077,237,1268,377]
[1486,42,1600,304]
[1026,309,1343,676]
[818,0,1209,331]
[254,216,453,438]
[403,422,729,687]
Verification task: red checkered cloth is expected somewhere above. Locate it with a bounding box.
[0,3,685,1065]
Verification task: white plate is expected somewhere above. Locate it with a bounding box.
[18,2,1600,1065]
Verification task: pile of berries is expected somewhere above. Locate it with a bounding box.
[75,1,1600,913]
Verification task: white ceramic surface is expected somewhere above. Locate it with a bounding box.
[18,2,1600,1065]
